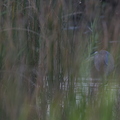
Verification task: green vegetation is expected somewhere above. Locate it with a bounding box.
[0,0,120,120]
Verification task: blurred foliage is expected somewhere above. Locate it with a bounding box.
[0,0,120,120]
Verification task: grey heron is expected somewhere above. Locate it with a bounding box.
[91,50,114,78]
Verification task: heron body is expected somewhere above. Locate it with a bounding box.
[91,50,114,78]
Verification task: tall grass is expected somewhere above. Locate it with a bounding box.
[0,0,120,120]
